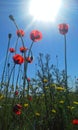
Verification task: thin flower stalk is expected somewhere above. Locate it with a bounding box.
[0,34,12,91]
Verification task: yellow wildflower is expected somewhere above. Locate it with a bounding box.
[45,86,49,89]
[51,84,56,87]
[51,109,56,113]
[24,103,29,107]
[73,101,78,105]
[35,112,40,116]
[67,106,75,110]
[56,87,65,91]
[42,94,45,97]
[71,107,75,109]
[59,100,64,104]
[0,95,4,99]
[43,79,48,83]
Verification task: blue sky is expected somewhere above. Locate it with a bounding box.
[0,0,78,87]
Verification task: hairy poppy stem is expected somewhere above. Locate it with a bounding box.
[15,65,21,89]
[15,37,19,54]
[23,41,34,97]
[6,64,15,98]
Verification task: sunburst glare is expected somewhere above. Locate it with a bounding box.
[29,0,62,22]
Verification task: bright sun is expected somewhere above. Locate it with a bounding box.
[29,0,62,22]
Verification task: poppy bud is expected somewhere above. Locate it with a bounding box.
[8,33,12,39]
[20,47,28,53]
[9,48,15,53]
[25,56,33,63]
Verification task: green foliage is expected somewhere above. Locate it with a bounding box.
[0,53,78,130]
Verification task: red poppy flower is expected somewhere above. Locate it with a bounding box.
[15,91,18,95]
[9,48,15,53]
[27,95,32,101]
[13,104,22,115]
[58,23,69,35]
[72,119,78,125]
[30,30,42,42]
[15,111,21,115]
[27,78,30,82]
[20,47,28,53]
[13,54,24,64]
[25,56,33,63]
[16,104,22,109]
[16,29,25,37]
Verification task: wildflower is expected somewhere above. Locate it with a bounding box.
[35,112,40,116]
[51,109,56,113]
[27,95,32,101]
[13,54,24,64]
[25,56,33,63]
[72,119,78,125]
[16,29,25,37]
[51,84,56,87]
[59,100,64,104]
[24,103,29,107]
[27,78,31,82]
[9,48,15,53]
[58,23,69,35]
[13,104,22,115]
[20,47,28,53]
[43,79,48,83]
[73,101,78,105]
[42,94,45,97]
[15,91,18,95]
[30,30,42,42]
[45,86,49,89]
[67,106,75,110]
[15,111,21,115]
[56,87,65,91]
[0,95,4,99]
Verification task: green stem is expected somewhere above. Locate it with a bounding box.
[1,36,11,91]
